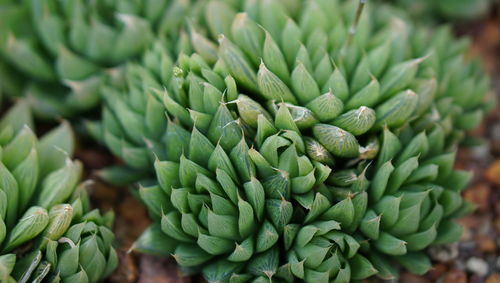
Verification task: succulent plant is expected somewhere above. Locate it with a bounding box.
[0,102,117,282]
[84,40,185,182]
[123,0,491,281]
[134,110,475,281]
[0,0,202,118]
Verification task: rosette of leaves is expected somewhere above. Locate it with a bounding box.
[84,39,193,184]
[133,109,379,282]
[0,0,157,118]
[327,124,475,279]
[122,51,467,280]
[0,102,117,282]
[131,93,473,280]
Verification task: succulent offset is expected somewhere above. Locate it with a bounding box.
[123,0,493,281]
[0,102,117,282]
[0,0,200,118]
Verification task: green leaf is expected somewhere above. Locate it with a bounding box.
[312,124,359,158]
[207,210,239,241]
[228,237,254,262]
[197,232,234,255]
[132,223,177,256]
[231,13,263,66]
[154,160,180,195]
[350,254,378,280]
[257,63,296,104]
[238,197,254,238]
[375,195,402,229]
[218,35,258,93]
[306,91,344,122]
[256,221,279,253]
[396,252,431,275]
[291,62,320,104]
[374,232,407,256]
[375,90,419,129]
[345,77,380,110]
[38,204,73,249]
[236,95,272,128]
[380,57,424,98]
[0,254,15,282]
[247,247,279,278]
[360,210,381,240]
[331,106,376,136]
[36,159,82,209]
[3,207,49,252]
[262,30,289,83]
[266,199,293,232]
[243,177,265,221]
[173,244,212,267]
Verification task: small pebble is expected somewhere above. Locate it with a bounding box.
[471,142,492,162]
[429,243,459,262]
[466,257,490,277]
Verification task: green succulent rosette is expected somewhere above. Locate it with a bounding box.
[84,39,189,183]
[131,110,474,281]
[0,0,199,118]
[0,102,117,282]
[330,125,474,279]
[132,110,474,281]
[134,112,370,282]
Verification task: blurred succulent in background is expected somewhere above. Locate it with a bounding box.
[125,0,492,281]
[84,40,188,184]
[0,0,202,119]
[0,101,117,282]
[392,0,494,22]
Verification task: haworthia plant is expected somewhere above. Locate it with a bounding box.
[136,119,365,281]
[0,101,117,282]
[0,0,203,119]
[123,0,492,281]
[136,115,473,281]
